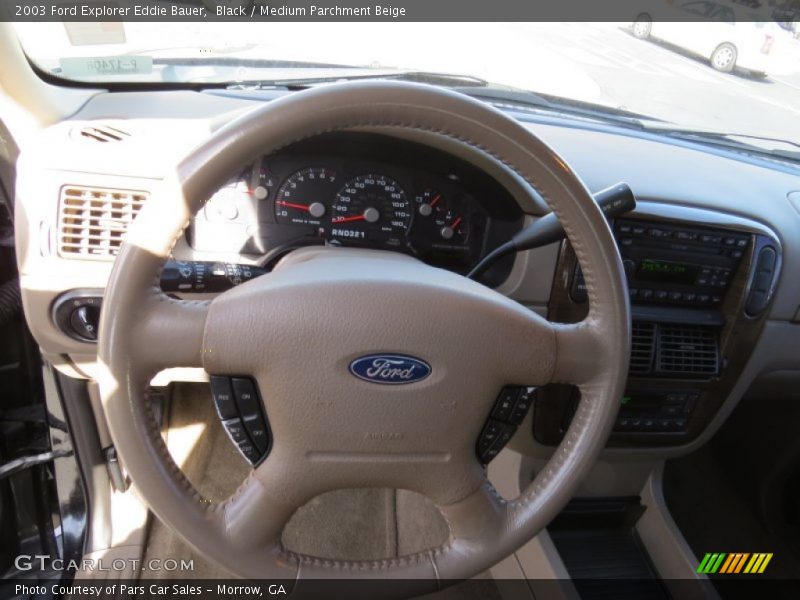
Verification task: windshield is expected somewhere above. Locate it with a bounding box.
[12,21,800,160]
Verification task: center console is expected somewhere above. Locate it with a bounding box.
[535,213,780,447]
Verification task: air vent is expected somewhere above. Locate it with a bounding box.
[630,321,656,375]
[75,124,131,143]
[57,186,147,259]
[656,323,719,377]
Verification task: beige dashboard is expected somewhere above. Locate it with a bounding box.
[13,88,800,460]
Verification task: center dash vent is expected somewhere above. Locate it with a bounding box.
[656,323,719,377]
[629,321,719,379]
[57,186,147,260]
[630,321,656,374]
[75,124,131,143]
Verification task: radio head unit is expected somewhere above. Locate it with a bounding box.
[571,219,749,307]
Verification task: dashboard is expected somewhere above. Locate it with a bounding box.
[189,133,523,284]
[11,88,800,459]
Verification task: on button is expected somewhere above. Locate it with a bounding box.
[232,377,262,418]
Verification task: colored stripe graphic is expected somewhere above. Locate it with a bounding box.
[698,553,727,574]
[700,552,773,574]
[720,553,749,573]
[719,554,736,574]
[733,553,750,573]
[743,553,773,574]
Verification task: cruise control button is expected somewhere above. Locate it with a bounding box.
[237,440,262,464]
[232,377,262,418]
[242,414,270,453]
[210,376,238,420]
[222,418,250,445]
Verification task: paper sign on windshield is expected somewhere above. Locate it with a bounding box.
[59,56,152,77]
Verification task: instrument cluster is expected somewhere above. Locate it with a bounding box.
[189,133,523,280]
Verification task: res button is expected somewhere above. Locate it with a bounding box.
[210,376,238,420]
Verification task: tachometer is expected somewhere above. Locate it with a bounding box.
[330,174,410,246]
[274,167,337,226]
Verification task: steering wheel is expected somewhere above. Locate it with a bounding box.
[98,82,629,588]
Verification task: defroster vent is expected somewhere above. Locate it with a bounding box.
[57,186,147,259]
[75,124,131,143]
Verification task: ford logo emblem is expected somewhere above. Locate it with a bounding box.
[349,354,431,385]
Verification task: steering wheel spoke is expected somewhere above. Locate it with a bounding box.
[131,297,208,371]
[550,319,611,386]
[218,468,298,552]
[435,471,508,579]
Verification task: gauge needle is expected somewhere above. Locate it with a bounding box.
[429,193,442,208]
[451,216,463,231]
[276,200,311,211]
[332,214,366,224]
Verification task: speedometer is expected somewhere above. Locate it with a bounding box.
[330,174,411,246]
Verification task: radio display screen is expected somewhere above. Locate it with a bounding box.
[636,259,699,285]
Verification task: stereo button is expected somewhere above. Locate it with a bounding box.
[478,420,504,454]
[508,388,535,425]
[491,388,518,421]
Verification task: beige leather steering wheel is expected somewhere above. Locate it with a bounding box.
[98,82,629,588]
